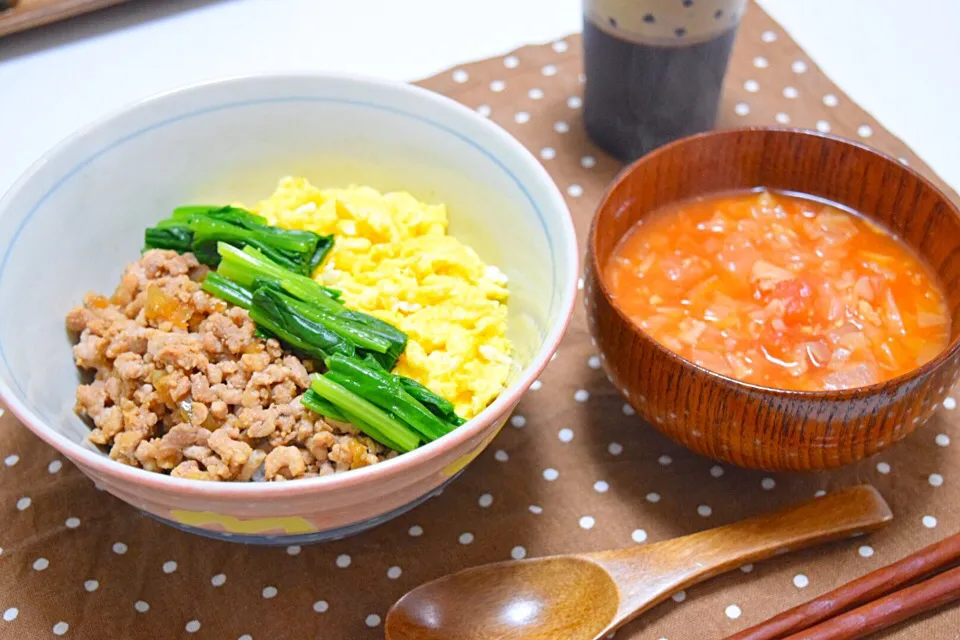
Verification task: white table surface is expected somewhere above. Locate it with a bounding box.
[1,0,959,197]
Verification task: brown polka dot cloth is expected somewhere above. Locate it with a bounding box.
[1,3,957,638]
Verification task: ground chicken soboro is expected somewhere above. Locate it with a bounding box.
[66,249,395,481]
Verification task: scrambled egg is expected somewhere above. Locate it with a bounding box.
[249,177,511,419]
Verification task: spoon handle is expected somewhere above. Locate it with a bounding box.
[590,485,892,626]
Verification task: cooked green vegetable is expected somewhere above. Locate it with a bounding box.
[398,377,467,427]
[324,354,457,441]
[310,374,420,453]
[144,205,333,275]
[217,243,343,309]
[251,284,357,362]
[202,271,253,309]
[282,295,392,354]
[214,243,406,369]
[300,389,347,423]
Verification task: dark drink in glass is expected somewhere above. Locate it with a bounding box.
[583,0,747,162]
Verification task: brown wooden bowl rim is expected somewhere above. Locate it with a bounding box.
[589,126,960,399]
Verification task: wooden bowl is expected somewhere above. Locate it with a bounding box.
[585,127,960,471]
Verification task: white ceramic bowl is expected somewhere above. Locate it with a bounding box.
[0,73,578,544]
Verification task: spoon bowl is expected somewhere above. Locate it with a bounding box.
[388,557,618,640]
[386,485,893,640]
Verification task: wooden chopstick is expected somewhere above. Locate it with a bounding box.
[724,532,960,640]
[780,565,960,640]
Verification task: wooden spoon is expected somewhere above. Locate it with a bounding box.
[385,485,892,640]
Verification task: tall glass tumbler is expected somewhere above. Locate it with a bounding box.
[583,0,748,162]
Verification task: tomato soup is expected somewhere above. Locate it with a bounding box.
[605,190,951,391]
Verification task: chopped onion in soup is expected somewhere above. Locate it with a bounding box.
[605,190,951,391]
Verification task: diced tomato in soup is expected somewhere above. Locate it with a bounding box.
[605,190,951,391]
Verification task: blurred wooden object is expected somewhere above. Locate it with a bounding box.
[0,0,130,38]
